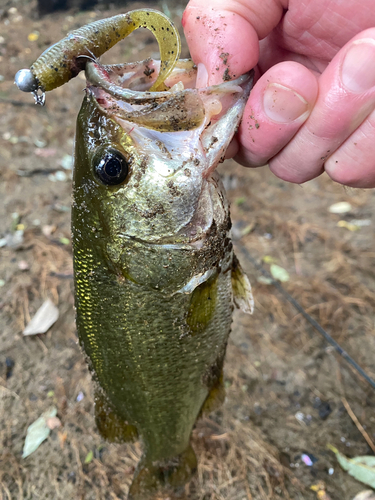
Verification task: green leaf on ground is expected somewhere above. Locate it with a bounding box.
[84,450,94,464]
[270,264,290,282]
[22,407,57,458]
[328,444,375,489]
[234,197,246,206]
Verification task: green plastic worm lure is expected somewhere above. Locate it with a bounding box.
[16,9,254,499]
[15,9,181,104]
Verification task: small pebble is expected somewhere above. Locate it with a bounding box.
[18,260,29,271]
[318,401,332,420]
[28,31,39,42]
[295,411,305,423]
[55,171,67,182]
[42,225,56,237]
[67,471,76,484]
[302,452,318,465]
[5,357,15,379]
[301,454,313,466]
[33,138,47,148]
[60,154,73,170]
[76,391,84,402]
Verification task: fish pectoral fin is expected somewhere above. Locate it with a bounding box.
[128,445,197,499]
[186,272,219,336]
[94,390,138,443]
[231,254,254,315]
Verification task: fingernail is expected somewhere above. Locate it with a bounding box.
[196,63,208,88]
[341,39,375,92]
[263,83,309,123]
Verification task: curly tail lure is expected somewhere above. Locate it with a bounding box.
[15,9,181,105]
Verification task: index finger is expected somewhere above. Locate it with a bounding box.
[182,0,285,85]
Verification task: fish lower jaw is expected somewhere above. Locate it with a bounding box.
[116,233,207,250]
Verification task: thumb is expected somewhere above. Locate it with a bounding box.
[182,0,285,85]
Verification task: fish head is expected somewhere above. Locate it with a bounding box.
[74,92,206,245]
[73,59,253,246]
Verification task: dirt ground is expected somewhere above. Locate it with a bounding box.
[1,1,375,499]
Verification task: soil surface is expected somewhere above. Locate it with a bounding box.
[1,1,375,499]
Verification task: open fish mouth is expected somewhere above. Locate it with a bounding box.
[85,59,254,185]
[85,59,253,134]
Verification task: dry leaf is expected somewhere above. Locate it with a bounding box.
[42,225,56,237]
[310,482,332,500]
[34,148,56,158]
[328,202,352,214]
[22,407,57,458]
[337,220,359,231]
[257,276,273,285]
[23,299,59,335]
[58,430,68,449]
[353,491,375,500]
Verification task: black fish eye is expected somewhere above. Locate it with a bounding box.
[94,149,129,186]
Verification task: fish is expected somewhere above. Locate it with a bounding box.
[15,10,254,499]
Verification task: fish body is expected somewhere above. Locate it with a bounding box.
[72,59,254,497]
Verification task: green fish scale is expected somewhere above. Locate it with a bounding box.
[74,246,233,461]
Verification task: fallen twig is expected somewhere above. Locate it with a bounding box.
[342,397,375,454]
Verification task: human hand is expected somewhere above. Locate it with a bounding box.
[182,0,375,188]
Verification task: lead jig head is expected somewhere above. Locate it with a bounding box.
[15,69,45,105]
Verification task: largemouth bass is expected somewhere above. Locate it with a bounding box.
[15,10,254,499]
